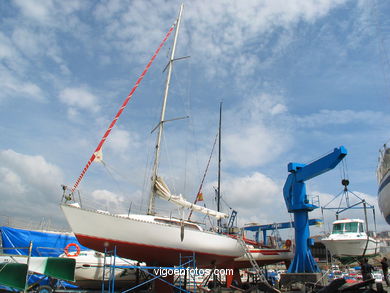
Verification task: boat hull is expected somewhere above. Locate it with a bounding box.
[231,249,293,268]
[378,171,390,225]
[61,204,243,267]
[321,238,379,257]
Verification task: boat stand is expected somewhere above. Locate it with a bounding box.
[102,247,197,293]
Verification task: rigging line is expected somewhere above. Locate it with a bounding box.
[140,133,154,212]
[187,131,219,221]
[181,12,201,187]
[161,130,178,195]
[100,161,137,210]
[168,64,192,196]
[220,195,233,211]
[100,160,130,187]
[71,21,177,193]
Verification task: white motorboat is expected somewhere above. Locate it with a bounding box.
[321,218,380,257]
[60,249,146,288]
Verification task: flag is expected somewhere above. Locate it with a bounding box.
[196,192,204,201]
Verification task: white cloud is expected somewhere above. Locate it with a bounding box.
[91,189,124,205]
[199,172,286,226]
[0,149,65,225]
[224,125,288,167]
[12,0,85,27]
[91,0,349,82]
[0,68,45,102]
[105,128,140,156]
[294,109,390,128]
[0,167,26,195]
[59,87,100,116]
[222,93,291,168]
[13,0,53,23]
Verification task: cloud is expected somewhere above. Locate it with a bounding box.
[12,0,53,23]
[200,172,286,226]
[91,189,124,205]
[294,109,390,128]
[12,0,86,27]
[0,149,66,225]
[224,125,288,168]
[222,93,291,168]
[105,128,139,155]
[0,68,45,102]
[91,0,349,82]
[59,87,100,118]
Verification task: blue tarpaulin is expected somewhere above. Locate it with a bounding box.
[0,226,88,256]
[0,226,89,290]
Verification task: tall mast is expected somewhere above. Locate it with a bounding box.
[148,4,184,215]
[217,102,222,229]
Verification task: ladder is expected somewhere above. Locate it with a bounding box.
[228,210,238,228]
[237,236,281,293]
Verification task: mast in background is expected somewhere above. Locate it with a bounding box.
[217,102,222,230]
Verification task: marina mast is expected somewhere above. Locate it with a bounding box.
[217,102,222,230]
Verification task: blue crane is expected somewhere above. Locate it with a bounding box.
[283,146,347,273]
[244,219,322,245]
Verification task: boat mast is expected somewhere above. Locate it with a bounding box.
[217,102,222,229]
[148,4,184,215]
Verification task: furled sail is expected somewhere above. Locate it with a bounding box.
[154,177,228,220]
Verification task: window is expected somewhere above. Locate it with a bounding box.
[344,222,358,233]
[359,223,364,233]
[154,218,201,231]
[332,223,344,234]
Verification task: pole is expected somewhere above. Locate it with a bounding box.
[148,3,184,215]
[24,241,32,293]
[217,102,222,230]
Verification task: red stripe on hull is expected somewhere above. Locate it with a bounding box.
[75,234,235,267]
[231,260,288,269]
[249,250,289,254]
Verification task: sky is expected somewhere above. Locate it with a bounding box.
[1,0,390,237]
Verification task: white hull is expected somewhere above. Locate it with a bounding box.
[234,249,294,264]
[61,204,243,266]
[61,204,293,268]
[60,250,141,282]
[321,237,379,257]
[377,146,390,225]
[378,171,390,225]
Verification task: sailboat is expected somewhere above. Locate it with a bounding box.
[61,4,293,270]
[61,5,243,267]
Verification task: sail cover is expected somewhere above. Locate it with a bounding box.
[154,177,228,220]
